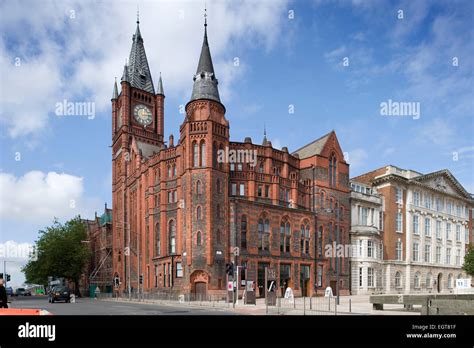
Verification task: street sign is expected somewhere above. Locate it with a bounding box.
[227,281,234,291]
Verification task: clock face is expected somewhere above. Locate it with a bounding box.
[133,104,152,126]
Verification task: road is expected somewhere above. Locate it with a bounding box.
[8,296,237,315]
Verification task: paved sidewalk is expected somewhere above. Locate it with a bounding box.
[100,295,421,316]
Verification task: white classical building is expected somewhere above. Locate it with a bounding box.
[349,181,384,295]
[351,166,473,295]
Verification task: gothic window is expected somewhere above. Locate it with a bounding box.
[258,217,270,251]
[280,217,291,253]
[217,179,221,193]
[200,140,206,167]
[301,221,310,254]
[167,165,172,178]
[216,229,221,245]
[318,226,323,257]
[155,223,160,256]
[196,231,202,246]
[213,141,218,168]
[241,215,247,249]
[395,271,402,288]
[329,154,337,187]
[169,220,176,254]
[216,204,221,218]
[193,141,198,167]
[196,180,202,195]
[196,206,202,221]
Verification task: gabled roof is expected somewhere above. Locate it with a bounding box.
[291,131,332,159]
[125,20,155,94]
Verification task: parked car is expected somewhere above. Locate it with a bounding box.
[48,286,71,303]
[14,288,31,296]
[5,287,13,296]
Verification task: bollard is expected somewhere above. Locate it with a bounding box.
[349,298,352,313]
[328,296,331,312]
[335,297,337,316]
[310,296,312,310]
[303,297,306,316]
[277,296,280,315]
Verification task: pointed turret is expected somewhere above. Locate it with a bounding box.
[157,73,164,96]
[190,9,221,104]
[112,78,119,99]
[125,15,155,94]
[121,63,129,83]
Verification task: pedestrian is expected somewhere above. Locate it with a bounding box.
[0,279,8,308]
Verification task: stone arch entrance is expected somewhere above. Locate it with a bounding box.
[437,273,443,293]
[190,270,209,301]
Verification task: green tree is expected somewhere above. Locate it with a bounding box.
[22,216,91,295]
[463,246,474,277]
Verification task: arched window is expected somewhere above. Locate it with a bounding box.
[241,215,247,249]
[448,274,453,288]
[320,191,325,209]
[258,162,264,173]
[173,164,177,177]
[155,223,160,256]
[329,154,337,187]
[258,217,270,251]
[196,206,202,221]
[200,140,206,167]
[280,217,291,253]
[216,204,220,218]
[318,226,323,257]
[212,141,218,168]
[218,144,224,170]
[395,271,402,288]
[193,141,198,167]
[167,165,172,178]
[168,220,176,254]
[217,179,221,193]
[196,180,202,195]
[301,221,310,254]
[216,229,221,244]
[196,231,202,246]
[414,272,420,288]
[426,273,432,288]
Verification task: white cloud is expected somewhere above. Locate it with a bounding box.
[346,148,368,170]
[0,171,96,224]
[0,0,290,139]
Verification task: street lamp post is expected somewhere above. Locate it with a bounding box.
[117,221,131,299]
[335,204,340,305]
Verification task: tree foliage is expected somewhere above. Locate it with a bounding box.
[462,246,474,277]
[22,216,91,292]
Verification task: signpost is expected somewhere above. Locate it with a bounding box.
[265,267,277,306]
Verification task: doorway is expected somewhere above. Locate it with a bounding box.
[194,282,207,301]
[330,280,337,296]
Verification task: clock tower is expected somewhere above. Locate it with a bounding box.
[111,15,164,288]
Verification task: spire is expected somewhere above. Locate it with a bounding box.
[190,8,221,104]
[121,62,129,83]
[112,77,119,99]
[262,123,269,145]
[157,72,164,96]
[126,14,154,94]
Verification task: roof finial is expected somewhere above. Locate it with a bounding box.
[264,122,267,137]
[137,5,140,24]
[204,4,207,28]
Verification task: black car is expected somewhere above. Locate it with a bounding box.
[48,286,71,303]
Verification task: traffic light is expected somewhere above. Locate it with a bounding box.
[226,263,234,277]
[114,276,120,287]
[139,275,143,285]
[6,274,10,282]
[0,273,3,279]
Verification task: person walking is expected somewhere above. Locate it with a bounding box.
[0,279,9,308]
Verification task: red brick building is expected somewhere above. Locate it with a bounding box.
[111,16,351,298]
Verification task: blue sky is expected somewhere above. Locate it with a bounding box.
[0,0,473,285]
